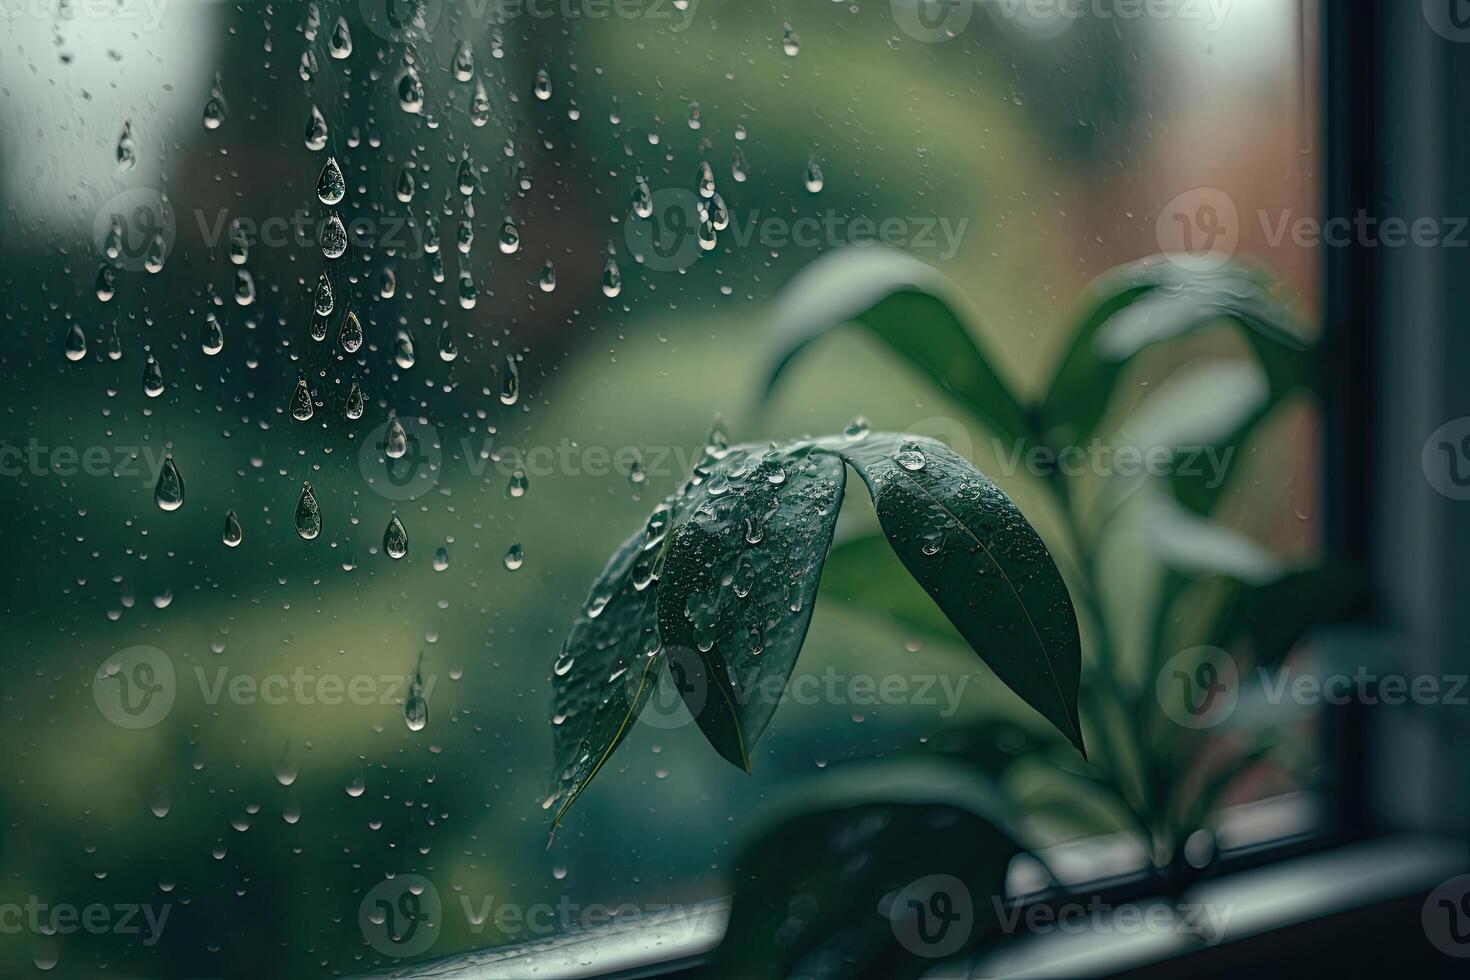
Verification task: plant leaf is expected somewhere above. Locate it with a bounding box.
[1040,258,1311,450]
[834,434,1086,756]
[1141,489,1282,586]
[710,758,1023,980]
[763,246,1032,444]
[546,502,675,829]
[654,444,847,772]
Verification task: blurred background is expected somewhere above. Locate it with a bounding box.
[0,0,1322,975]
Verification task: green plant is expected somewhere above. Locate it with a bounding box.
[760,245,1362,872]
[544,426,1086,831]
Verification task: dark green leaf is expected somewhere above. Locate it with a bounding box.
[655,444,847,772]
[763,246,1032,444]
[835,434,1086,756]
[546,502,674,830]
[1040,258,1311,449]
[711,759,1023,980]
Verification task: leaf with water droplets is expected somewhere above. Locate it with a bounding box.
[835,434,1084,756]
[654,444,846,773]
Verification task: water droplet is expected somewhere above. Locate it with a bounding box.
[203,77,228,130]
[399,68,425,113]
[116,119,137,171]
[456,219,474,254]
[142,355,165,397]
[320,213,348,259]
[506,467,529,498]
[499,355,520,405]
[317,156,346,205]
[290,379,314,421]
[782,22,801,56]
[498,217,521,254]
[470,79,491,127]
[344,382,365,420]
[393,331,415,369]
[843,416,870,440]
[458,272,477,309]
[379,267,397,299]
[154,457,185,511]
[294,483,322,540]
[384,415,408,459]
[696,160,716,199]
[437,326,459,361]
[64,324,86,361]
[95,265,116,302]
[709,193,729,231]
[339,309,363,353]
[804,158,824,193]
[223,510,243,547]
[304,105,328,151]
[586,257,620,302]
[533,65,552,100]
[628,451,646,485]
[405,694,428,731]
[383,515,409,559]
[433,546,450,571]
[143,233,167,274]
[299,48,319,82]
[234,267,256,306]
[346,773,365,797]
[457,153,479,195]
[453,40,474,81]
[503,543,525,570]
[314,273,334,316]
[200,312,224,355]
[632,177,653,219]
[896,443,927,472]
[395,166,416,203]
[329,16,352,59]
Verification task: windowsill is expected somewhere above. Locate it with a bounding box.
[366,793,1463,979]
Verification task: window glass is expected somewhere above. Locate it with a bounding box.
[0,1,1318,974]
